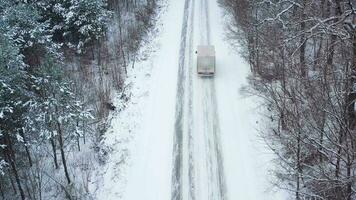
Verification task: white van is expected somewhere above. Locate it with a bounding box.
[196,45,215,76]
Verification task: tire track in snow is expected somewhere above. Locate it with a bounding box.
[187,0,196,199]
[207,80,227,200]
[173,0,227,199]
[171,0,192,199]
[199,0,227,199]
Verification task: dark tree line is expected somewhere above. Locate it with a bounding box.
[220,0,355,199]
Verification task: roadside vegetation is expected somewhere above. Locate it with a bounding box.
[0,0,159,199]
[220,0,355,199]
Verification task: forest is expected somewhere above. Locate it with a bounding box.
[0,0,159,199]
[219,0,355,199]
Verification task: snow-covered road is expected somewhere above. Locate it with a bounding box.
[94,0,287,199]
[171,0,226,199]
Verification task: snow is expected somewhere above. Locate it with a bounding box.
[209,1,286,198]
[91,0,288,199]
[121,0,185,199]
[89,0,178,198]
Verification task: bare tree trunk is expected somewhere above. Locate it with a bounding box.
[9,158,25,200]
[254,6,259,75]
[50,137,59,169]
[8,169,17,195]
[4,133,26,200]
[119,25,127,77]
[299,0,307,78]
[318,114,326,163]
[83,121,86,145]
[0,177,5,199]
[20,130,32,167]
[24,173,33,200]
[97,39,102,66]
[56,120,71,184]
[117,6,127,78]
[35,161,43,200]
[353,33,356,76]
[296,131,301,200]
[346,156,352,200]
[77,137,81,152]
[76,121,81,152]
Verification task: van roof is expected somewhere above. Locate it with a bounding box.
[197,45,215,56]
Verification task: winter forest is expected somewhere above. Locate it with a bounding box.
[0,0,158,199]
[0,0,355,199]
[220,0,355,199]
